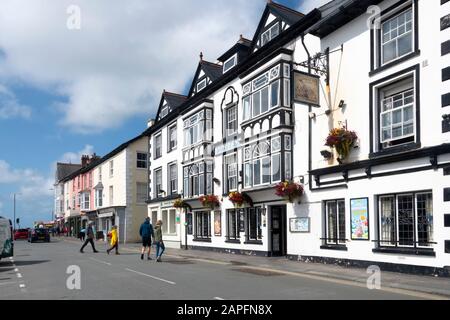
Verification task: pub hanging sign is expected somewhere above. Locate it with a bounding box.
[292,70,320,107]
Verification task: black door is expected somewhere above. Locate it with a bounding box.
[270,206,286,257]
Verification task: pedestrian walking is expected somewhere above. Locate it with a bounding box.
[154,220,165,262]
[106,226,119,255]
[139,217,154,260]
[80,222,98,253]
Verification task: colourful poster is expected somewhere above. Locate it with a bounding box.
[351,198,369,240]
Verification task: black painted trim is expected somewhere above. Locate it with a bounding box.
[372,248,436,257]
[320,245,348,251]
[443,93,450,108]
[192,238,212,243]
[188,245,270,257]
[443,67,450,82]
[442,41,450,56]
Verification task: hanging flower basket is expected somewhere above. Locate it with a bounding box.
[228,192,244,207]
[275,181,304,203]
[173,199,187,209]
[199,195,220,209]
[325,127,358,163]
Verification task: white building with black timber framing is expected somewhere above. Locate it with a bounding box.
[143,0,450,276]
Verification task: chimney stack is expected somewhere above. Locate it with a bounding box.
[81,155,89,167]
[147,119,155,128]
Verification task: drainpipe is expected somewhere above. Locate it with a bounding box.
[301,35,313,191]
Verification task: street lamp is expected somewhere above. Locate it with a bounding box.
[13,193,21,231]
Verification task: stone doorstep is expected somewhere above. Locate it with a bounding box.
[63,239,450,298]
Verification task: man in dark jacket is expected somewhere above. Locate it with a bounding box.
[139,217,154,260]
[80,222,99,253]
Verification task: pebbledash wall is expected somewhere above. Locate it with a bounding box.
[290,0,450,273]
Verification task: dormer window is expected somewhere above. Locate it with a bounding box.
[160,105,169,119]
[261,23,280,47]
[223,54,237,73]
[197,79,207,92]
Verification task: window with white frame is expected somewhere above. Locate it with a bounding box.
[378,77,415,149]
[160,104,169,119]
[225,153,237,192]
[109,186,113,206]
[183,109,212,146]
[81,192,90,211]
[261,23,280,46]
[95,189,103,208]
[154,134,162,159]
[324,200,346,245]
[183,161,213,198]
[154,168,163,198]
[223,54,237,73]
[243,136,284,188]
[197,79,207,92]
[381,8,413,65]
[378,192,433,248]
[137,152,148,169]
[162,209,177,235]
[136,183,147,204]
[168,124,177,152]
[242,64,288,122]
[226,105,237,137]
[168,163,177,195]
[109,161,114,177]
[194,211,211,239]
[98,167,102,182]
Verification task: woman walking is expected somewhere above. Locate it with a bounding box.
[106,225,119,255]
[154,220,165,262]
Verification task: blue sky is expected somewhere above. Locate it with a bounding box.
[0,0,327,228]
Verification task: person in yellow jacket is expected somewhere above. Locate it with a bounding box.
[106,225,120,255]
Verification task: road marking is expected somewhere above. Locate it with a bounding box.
[213,297,225,300]
[19,284,26,288]
[125,268,176,285]
[235,266,449,300]
[14,268,18,272]
[16,273,22,278]
[89,257,112,266]
[0,282,17,286]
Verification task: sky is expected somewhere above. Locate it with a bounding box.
[0,0,329,228]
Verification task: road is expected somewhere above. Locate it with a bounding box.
[0,238,434,300]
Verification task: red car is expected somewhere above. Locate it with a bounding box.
[14,229,29,240]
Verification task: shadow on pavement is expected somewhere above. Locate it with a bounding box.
[13,260,50,267]
[0,268,14,273]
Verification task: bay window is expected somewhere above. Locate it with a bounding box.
[378,192,433,248]
[184,109,212,146]
[183,161,213,198]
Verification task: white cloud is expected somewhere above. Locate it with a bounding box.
[0,0,265,133]
[59,144,95,164]
[0,160,54,198]
[298,0,330,12]
[0,84,31,119]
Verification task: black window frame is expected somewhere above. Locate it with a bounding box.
[154,133,162,160]
[323,199,347,247]
[226,209,241,242]
[376,191,434,250]
[194,211,211,240]
[153,167,163,199]
[183,161,213,199]
[136,152,148,169]
[370,0,420,76]
[245,207,263,242]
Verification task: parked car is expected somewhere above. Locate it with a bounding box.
[28,228,50,243]
[0,217,13,261]
[14,229,29,240]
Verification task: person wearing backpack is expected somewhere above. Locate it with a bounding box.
[107,225,119,255]
[80,221,98,253]
[139,217,154,260]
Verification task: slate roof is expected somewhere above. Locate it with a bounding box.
[55,163,82,183]
[267,1,305,25]
[163,91,187,109]
[200,61,223,82]
[217,37,252,62]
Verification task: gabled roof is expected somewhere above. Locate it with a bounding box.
[250,1,305,51]
[155,90,187,121]
[217,36,252,63]
[307,0,385,38]
[187,59,223,97]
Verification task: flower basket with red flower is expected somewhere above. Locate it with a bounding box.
[199,195,220,209]
[275,181,304,203]
[173,198,186,209]
[325,127,358,163]
[228,192,245,207]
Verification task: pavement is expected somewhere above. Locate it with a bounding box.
[0,237,449,300]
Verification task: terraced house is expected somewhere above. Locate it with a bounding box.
[143,0,450,275]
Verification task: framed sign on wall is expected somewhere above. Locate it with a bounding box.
[350,198,370,241]
[214,211,221,237]
[292,70,320,106]
[289,217,310,233]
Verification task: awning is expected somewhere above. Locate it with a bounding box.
[98,212,114,219]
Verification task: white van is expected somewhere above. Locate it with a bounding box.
[0,217,13,261]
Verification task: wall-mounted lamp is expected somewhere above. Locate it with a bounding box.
[213,178,221,186]
[338,100,345,109]
[308,112,317,120]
